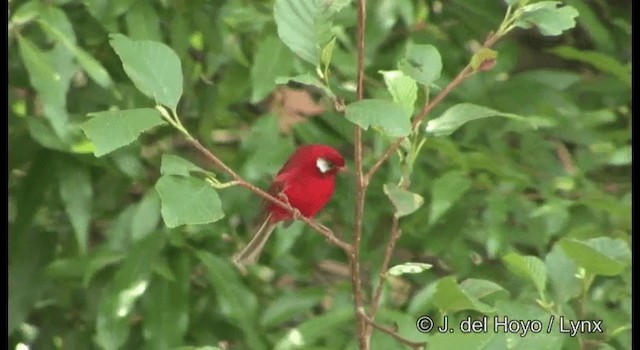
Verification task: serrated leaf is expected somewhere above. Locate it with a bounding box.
[388,262,432,276]
[397,43,442,86]
[380,70,417,115]
[502,253,548,296]
[155,175,224,228]
[251,35,294,103]
[345,99,411,137]
[429,171,471,225]
[82,108,165,157]
[548,46,631,86]
[160,154,206,177]
[109,33,183,111]
[515,1,579,36]
[57,158,93,254]
[558,237,630,276]
[425,103,533,137]
[383,183,424,217]
[274,0,335,64]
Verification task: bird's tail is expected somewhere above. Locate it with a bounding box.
[232,213,277,271]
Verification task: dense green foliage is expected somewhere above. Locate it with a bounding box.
[9,0,630,349]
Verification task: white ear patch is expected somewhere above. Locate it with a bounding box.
[316,157,332,174]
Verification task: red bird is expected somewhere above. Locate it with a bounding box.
[233,144,345,268]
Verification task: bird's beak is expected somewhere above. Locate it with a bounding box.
[338,165,350,174]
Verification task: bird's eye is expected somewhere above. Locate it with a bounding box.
[316,157,333,173]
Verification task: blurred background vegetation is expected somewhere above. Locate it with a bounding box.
[9,0,630,349]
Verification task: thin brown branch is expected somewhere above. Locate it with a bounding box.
[185,137,351,252]
[351,0,369,349]
[551,139,577,175]
[361,313,426,349]
[368,216,401,321]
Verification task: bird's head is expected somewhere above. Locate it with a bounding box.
[296,144,345,177]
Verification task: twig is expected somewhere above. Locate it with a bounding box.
[185,137,351,253]
[551,138,577,175]
[361,312,426,349]
[351,0,369,349]
[368,216,401,322]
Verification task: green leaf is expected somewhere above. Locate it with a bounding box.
[502,253,547,296]
[109,33,183,111]
[345,99,411,137]
[459,278,509,300]
[57,158,93,255]
[9,229,56,334]
[251,35,294,103]
[160,154,206,177]
[397,43,442,86]
[130,190,161,242]
[37,17,113,88]
[429,171,471,225]
[380,70,418,115]
[125,1,163,41]
[273,307,353,350]
[82,108,165,157]
[383,183,424,217]
[387,262,432,276]
[515,1,579,36]
[558,237,630,276]
[545,245,581,303]
[275,73,335,98]
[142,253,190,349]
[425,103,532,137]
[432,276,494,313]
[274,0,335,64]
[260,291,324,328]
[155,175,224,228]
[548,46,631,86]
[320,36,337,78]
[95,233,166,350]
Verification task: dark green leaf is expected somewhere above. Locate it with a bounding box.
[502,253,548,296]
[251,35,294,103]
[57,158,93,254]
[559,237,630,276]
[432,276,494,313]
[429,171,471,225]
[548,46,631,86]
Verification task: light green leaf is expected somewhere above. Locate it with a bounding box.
[251,35,294,103]
[380,70,417,115]
[109,33,183,111]
[274,0,335,64]
[429,171,471,225]
[470,48,498,71]
[82,108,165,157]
[142,253,189,348]
[515,1,579,36]
[320,36,337,78]
[558,237,630,276]
[502,253,547,296]
[383,183,424,217]
[160,154,206,177]
[155,175,224,228]
[95,233,166,350]
[274,307,353,350]
[388,262,432,276]
[397,43,442,86]
[548,46,631,86]
[425,103,532,137]
[275,73,335,98]
[459,278,509,300]
[57,158,93,255]
[432,276,494,313]
[545,245,581,303]
[609,145,631,166]
[125,1,163,41]
[345,99,411,137]
[130,190,161,242]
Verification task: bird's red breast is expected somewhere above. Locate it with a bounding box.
[265,144,345,222]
